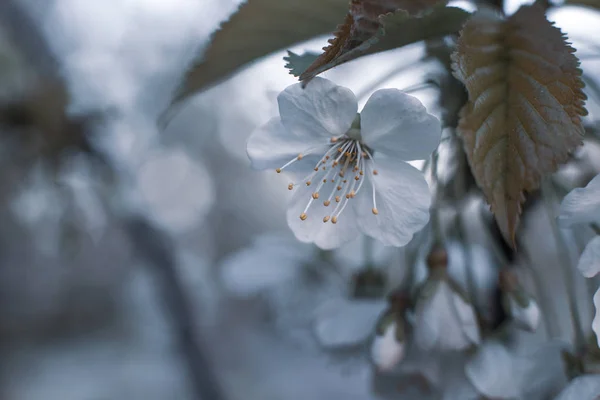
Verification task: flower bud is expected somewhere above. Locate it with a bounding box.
[371,311,405,372]
[499,269,540,332]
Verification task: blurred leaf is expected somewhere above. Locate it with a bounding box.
[451,4,587,246]
[299,0,446,82]
[293,7,470,82]
[168,0,350,108]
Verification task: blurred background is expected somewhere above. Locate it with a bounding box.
[0,0,599,399]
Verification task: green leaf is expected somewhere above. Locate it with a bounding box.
[167,0,349,111]
[297,6,471,83]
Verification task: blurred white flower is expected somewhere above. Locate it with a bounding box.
[559,174,600,346]
[465,339,568,400]
[247,77,441,249]
[553,375,600,400]
[314,297,385,349]
[136,146,214,234]
[413,249,480,352]
[220,233,391,354]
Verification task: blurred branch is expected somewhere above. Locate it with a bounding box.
[126,217,227,400]
[0,0,60,79]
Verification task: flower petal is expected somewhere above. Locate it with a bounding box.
[247,117,329,170]
[220,234,313,296]
[465,341,520,399]
[279,77,358,140]
[314,298,385,349]
[558,174,600,227]
[578,236,600,278]
[286,179,360,249]
[594,287,600,348]
[360,89,441,161]
[354,156,431,247]
[554,375,600,400]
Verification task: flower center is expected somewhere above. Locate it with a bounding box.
[276,135,379,224]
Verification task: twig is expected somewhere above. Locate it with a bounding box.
[126,217,227,400]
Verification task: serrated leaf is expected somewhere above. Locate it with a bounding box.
[293,6,470,82]
[299,0,445,82]
[283,50,319,77]
[451,4,587,246]
[168,0,349,108]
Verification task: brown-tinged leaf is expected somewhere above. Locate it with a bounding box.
[451,4,588,246]
[300,0,445,82]
[166,0,350,111]
[294,6,469,82]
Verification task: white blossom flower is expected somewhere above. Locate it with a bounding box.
[219,233,385,350]
[559,174,600,346]
[465,339,568,400]
[247,77,441,249]
[413,248,480,352]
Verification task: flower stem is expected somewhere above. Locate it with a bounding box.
[541,180,586,354]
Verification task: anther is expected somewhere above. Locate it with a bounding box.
[349,191,355,198]
[314,167,319,171]
[346,193,351,199]
[324,200,331,206]
[333,161,339,167]
[337,148,343,153]
[335,196,341,203]
[300,213,308,221]
[372,208,379,215]
[288,184,294,190]
[331,216,338,224]
[354,176,360,181]
[331,137,338,143]
[297,154,303,160]
[323,216,330,223]
[312,193,319,199]
[306,181,312,186]
[339,172,344,177]
[373,170,379,175]
[343,180,347,183]
[323,179,327,183]
[276,168,282,173]
[325,156,330,160]
[337,186,342,191]
[360,171,364,175]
